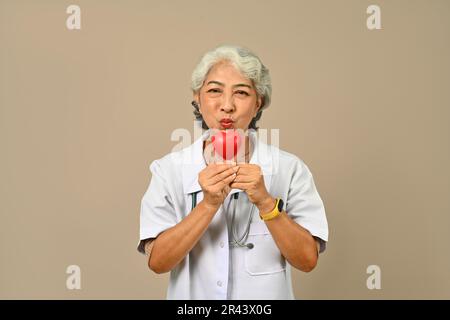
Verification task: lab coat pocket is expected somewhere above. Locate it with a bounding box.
[244,222,286,276]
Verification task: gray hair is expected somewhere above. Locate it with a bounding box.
[190,45,272,130]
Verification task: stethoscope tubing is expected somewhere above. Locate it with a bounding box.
[191,191,254,249]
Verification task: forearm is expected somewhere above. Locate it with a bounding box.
[149,200,218,273]
[257,197,318,272]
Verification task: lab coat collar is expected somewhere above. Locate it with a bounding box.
[181,129,273,196]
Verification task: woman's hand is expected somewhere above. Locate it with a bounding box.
[198,163,239,210]
[230,164,274,211]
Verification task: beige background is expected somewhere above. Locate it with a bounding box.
[1,0,449,299]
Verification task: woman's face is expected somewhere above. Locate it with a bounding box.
[194,61,262,131]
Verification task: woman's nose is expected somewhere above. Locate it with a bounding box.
[220,98,235,113]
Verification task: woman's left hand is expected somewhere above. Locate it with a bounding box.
[230,164,272,208]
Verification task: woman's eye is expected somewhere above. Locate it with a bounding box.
[236,90,249,96]
[207,88,221,93]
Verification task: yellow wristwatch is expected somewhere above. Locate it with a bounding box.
[260,198,284,221]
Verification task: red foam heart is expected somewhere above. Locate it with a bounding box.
[211,130,242,160]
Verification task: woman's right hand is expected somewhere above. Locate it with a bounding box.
[198,163,239,210]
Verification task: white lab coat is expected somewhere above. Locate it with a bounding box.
[137,129,329,299]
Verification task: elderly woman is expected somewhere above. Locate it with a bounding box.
[138,45,328,300]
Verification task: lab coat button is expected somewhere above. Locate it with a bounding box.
[217,281,222,287]
[220,242,224,248]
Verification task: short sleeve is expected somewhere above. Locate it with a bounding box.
[137,160,178,255]
[286,158,329,253]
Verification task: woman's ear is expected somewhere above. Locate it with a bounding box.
[193,92,200,104]
[193,92,202,114]
[255,96,263,116]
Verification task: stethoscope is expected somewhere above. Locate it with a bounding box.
[191,191,255,249]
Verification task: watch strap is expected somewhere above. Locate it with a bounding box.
[260,198,282,221]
